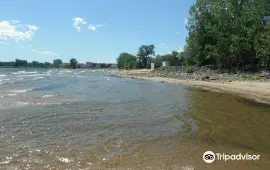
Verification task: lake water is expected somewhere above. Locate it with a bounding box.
[0,68,270,169]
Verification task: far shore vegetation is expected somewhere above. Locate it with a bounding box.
[0,58,115,69]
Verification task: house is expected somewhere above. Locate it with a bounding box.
[110,63,117,68]
[77,63,86,68]
[86,62,96,68]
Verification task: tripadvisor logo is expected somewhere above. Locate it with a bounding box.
[203,151,215,163]
[203,151,260,163]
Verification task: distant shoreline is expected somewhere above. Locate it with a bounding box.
[113,69,270,105]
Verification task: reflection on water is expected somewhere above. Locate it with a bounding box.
[0,68,270,169]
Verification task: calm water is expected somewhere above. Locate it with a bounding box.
[0,68,270,169]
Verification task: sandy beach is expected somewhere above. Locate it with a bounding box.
[115,69,270,105]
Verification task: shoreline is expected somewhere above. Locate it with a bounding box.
[114,70,270,105]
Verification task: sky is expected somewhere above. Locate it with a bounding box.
[0,0,195,63]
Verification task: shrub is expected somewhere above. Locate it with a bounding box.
[186,66,194,73]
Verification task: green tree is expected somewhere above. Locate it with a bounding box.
[32,61,39,67]
[137,45,155,68]
[184,0,270,71]
[15,59,28,67]
[117,53,137,69]
[53,59,63,68]
[45,62,52,68]
[70,58,78,69]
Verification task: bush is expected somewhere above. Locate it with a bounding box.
[186,66,194,73]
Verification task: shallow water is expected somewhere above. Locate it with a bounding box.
[0,68,270,169]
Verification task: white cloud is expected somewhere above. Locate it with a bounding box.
[165,46,169,49]
[32,49,59,57]
[0,20,38,41]
[88,25,97,32]
[88,24,104,32]
[20,46,24,49]
[73,17,87,32]
[27,25,39,31]
[160,43,166,46]
[184,18,189,25]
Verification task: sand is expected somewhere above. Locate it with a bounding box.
[115,69,270,105]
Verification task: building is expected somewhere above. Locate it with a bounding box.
[110,63,117,68]
[77,63,86,68]
[162,61,170,67]
[85,62,96,68]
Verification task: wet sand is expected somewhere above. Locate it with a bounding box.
[115,70,270,105]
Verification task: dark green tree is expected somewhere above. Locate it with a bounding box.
[117,53,137,69]
[15,59,28,67]
[70,58,78,69]
[137,45,155,68]
[53,59,63,68]
[32,61,39,67]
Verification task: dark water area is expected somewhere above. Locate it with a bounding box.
[0,68,270,169]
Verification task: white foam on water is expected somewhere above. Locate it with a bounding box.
[11,71,25,75]
[33,77,43,80]
[22,74,48,77]
[0,74,6,77]
[0,160,11,165]
[25,71,38,74]
[0,79,2,82]
[6,94,18,97]
[42,94,54,98]
[8,88,33,93]
[16,101,29,105]
[56,156,73,163]
[3,79,10,81]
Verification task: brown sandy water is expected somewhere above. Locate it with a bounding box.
[0,68,270,169]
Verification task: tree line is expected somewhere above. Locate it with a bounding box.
[0,59,66,68]
[0,58,115,69]
[117,45,184,69]
[118,0,270,72]
[183,0,270,72]
[0,59,54,68]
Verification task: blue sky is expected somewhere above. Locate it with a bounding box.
[0,0,195,63]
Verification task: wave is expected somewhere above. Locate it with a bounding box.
[11,71,38,75]
[33,77,43,80]
[22,74,49,77]
[0,74,6,77]
[16,101,29,106]
[8,88,33,93]
[42,94,55,98]
[11,71,25,75]
[6,94,18,97]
